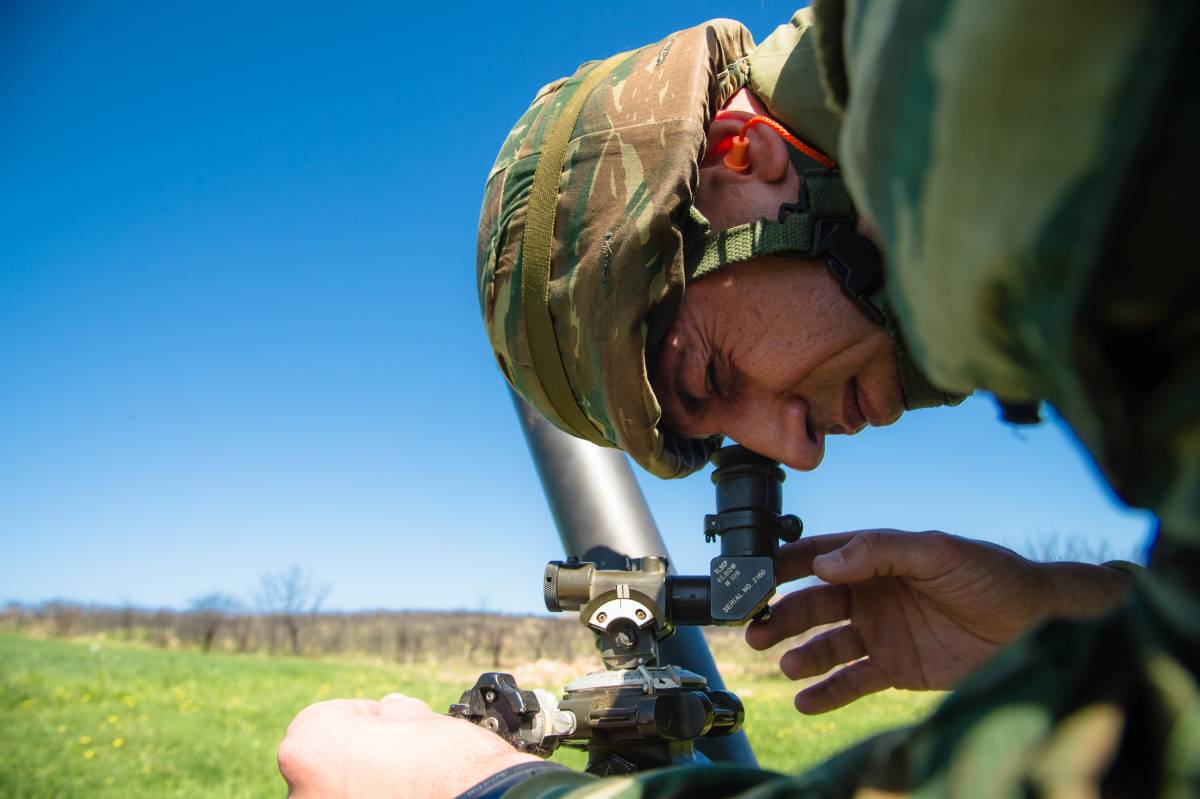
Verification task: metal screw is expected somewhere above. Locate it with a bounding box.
[483,690,496,703]
[635,609,646,620]
[596,612,607,623]
[481,717,500,732]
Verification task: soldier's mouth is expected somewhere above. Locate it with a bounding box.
[844,377,867,433]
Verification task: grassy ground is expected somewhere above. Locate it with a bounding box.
[0,634,941,797]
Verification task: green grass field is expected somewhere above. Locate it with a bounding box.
[0,634,941,797]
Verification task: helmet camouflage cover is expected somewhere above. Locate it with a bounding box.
[476,20,752,478]
[476,18,957,478]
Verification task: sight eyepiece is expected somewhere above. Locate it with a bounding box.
[704,446,802,624]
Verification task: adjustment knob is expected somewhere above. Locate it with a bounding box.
[778,515,803,543]
[543,562,562,612]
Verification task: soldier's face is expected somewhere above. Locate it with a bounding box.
[649,91,904,471]
[651,256,904,470]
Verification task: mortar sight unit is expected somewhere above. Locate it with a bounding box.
[449,446,802,775]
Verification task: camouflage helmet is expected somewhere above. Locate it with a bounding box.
[476,18,957,478]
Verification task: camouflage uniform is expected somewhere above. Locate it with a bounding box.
[478,1,1200,796]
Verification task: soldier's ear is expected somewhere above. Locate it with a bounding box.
[702,112,791,184]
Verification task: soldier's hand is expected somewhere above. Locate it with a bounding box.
[745,530,1131,714]
[278,693,539,799]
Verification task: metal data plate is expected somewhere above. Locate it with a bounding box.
[709,556,775,623]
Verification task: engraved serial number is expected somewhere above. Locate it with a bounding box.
[720,568,769,614]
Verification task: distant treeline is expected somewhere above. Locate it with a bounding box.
[0,599,759,672]
[0,601,602,665]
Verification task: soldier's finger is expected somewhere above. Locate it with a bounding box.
[745,584,850,650]
[813,530,954,584]
[288,699,380,732]
[794,659,890,715]
[378,693,433,720]
[774,533,859,583]
[779,624,866,680]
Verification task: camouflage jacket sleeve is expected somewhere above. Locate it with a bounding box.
[814,0,1200,546]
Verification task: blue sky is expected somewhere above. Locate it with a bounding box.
[0,2,1152,614]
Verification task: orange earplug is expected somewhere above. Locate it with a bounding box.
[718,115,838,173]
[723,135,751,172]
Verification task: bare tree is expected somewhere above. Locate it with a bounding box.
[184,593,241,652]
[256,566,329,656]
[486,625,505,668]
[1022,532,1128,564]
[116,601,136,640]
[2,602,27,632]
[395,618,415,662]
[228,611,257,653]
[44,600,82,637]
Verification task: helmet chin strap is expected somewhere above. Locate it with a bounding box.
[775,175,886,327]
[687,163,886,327]
[685,141,964,411]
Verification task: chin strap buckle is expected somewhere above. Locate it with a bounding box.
[823,231,886,326]
[777,187,886,326]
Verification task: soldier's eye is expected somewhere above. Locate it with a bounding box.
[706,358,722,398]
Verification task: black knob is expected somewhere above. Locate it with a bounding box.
[779,514,803,543]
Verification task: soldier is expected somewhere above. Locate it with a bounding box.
[279,3,1198,797]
